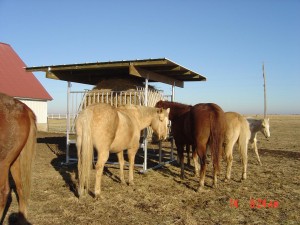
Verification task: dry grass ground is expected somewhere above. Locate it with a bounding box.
[3,115,300,225]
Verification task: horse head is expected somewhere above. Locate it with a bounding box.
[261,118,270,138]
[151,108,170,141]
[155,100,191,121]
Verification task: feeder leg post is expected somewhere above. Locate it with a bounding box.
[170,83,175,160]
[66,81,72,164]
[142,77,149,172]
[159,141,162,164]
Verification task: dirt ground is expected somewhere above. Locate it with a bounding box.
[3,115,300,225]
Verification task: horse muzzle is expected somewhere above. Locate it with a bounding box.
[152,132,168,142]
[159,134,168,141]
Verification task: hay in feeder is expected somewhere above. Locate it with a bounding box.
[93,78,156,92]
[82,78,165,141]
[83,78,163,108]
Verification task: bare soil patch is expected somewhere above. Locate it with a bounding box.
[4,115,300,225]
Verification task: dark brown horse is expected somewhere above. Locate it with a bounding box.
[155,101,226,191]
[0,93,37,223]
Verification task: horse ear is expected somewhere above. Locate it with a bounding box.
[166,108,170,114]
[155,100,162,107]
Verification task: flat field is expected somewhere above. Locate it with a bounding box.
[4,115,300,225]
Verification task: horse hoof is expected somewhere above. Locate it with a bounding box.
[78,193,87,200]
[78,190,84,198]
[197,187,207,192]
[212,183,218,188]
[94,191,103,200]
[241,172,247,180]
[224,178,230,182]
[95,194,102,200]
[120,180,126,185]
[129,181,135,186]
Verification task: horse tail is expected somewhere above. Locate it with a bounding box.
[19,107,37,207]
[209,106,226,173]
[76,109,94,197]
[237,117,251,166]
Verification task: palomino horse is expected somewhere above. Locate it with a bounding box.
[0,93,36,223]
[247,118,270,165]
[224,112,251,181]
[155,101,226,191]
[76,103,170,198]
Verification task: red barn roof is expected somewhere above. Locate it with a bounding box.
[0,42,52,100]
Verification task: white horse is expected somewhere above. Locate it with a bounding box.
[246,118,270,166]
[76,103,170,198]
[224,112,251,181]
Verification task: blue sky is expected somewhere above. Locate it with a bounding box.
[1,0,299,114]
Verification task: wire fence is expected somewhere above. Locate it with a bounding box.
[47,114,75,133]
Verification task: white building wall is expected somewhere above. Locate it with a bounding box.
[19,99,48,131]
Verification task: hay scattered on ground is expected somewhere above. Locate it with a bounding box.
[6,117,299,224]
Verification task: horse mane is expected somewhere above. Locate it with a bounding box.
[246,118,262,130]
[156,100,192,109]
[118,104,158,120]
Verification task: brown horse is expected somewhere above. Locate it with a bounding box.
[76,103,170,198]
[0,93,37,223]
[155,101,226,191]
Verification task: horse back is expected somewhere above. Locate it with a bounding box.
[109,110,141,152]
[84,104,120,148]
[225,112,243,141]
[0,93,32,163]
[170,110,193,145]
[191,103,226,138]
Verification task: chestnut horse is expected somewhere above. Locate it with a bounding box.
[76,103,170,198]
[155,101,226,191]
[0,93,36,223]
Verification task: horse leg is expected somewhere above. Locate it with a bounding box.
[224,141,234,182]
[177,145,185,179]
[192,147,200,177]
[94,150,109,198]
[0,166,10,221]
[253,138,262,166]
[10,157,27,218]
[198,157,207,192]
[117,152,126,185]
[196,144,207,192]
[212,160,219,189]
[239,140,248,180]
[205,142,219,188]
[186,145,191,166]
[127,147,139,186]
